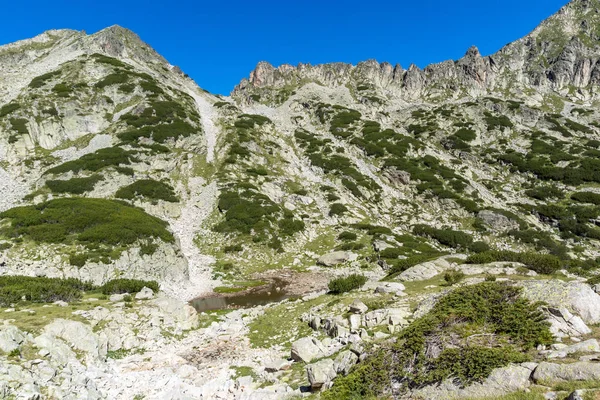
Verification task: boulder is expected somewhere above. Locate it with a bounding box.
[397,255,465,282]
[317,251,357,267]
[348,314,362,332]
[291,337,326,363]
[307,359,337,390]
[265,359,292,373]
[44,319,106,359]
[375,282,405,295]
[520,281,600,324]
[153,295,199,330]
[477,210,519,232]
[533,362,600,383]
[333,350,358,375]
[384,167,410,185]
[544,307,592,338]
[0,325,27,353]
[109,293,128,302]
[135,286,154,300]
[413,363,535,399]
[547,339,600,358]
[348,300,368,314]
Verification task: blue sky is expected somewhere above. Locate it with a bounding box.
[1,0,568,94]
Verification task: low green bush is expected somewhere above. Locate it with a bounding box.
[323,282,551,399]
[45,147,135,175]
[115,179,178,202]
[466,251,561,275]
[443,269,465,285]
[9,118,28,134]
[329,203,348,216]
[46,175,103,194]
[0,198,173,247]
[99,278,159,294]
[587,275,600,285]
[0,276,93,306]
[413,224,473,249]
[328,274,368,294]
[337,231,357,241]
[571,191,600,205]
[95,72,129,88]
[28,71,61,89]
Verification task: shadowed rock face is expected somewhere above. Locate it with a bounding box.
[233,0,600,102]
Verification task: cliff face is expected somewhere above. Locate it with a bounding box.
[233,0,600,103]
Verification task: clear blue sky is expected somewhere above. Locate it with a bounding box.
[1,0,568,95]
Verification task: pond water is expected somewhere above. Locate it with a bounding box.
[189,279,293,312]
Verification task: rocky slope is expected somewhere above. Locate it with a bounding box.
[4,0,600,398]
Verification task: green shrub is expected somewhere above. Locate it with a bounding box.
[338,231,357,241]
[525,185,564,201]
[45,147,134,175]
[470,241,490,253]
[571,191,600,205]
[95,72,129,88]
[443,269,465,285]
[46,175,103,194]
[115,179,178,202]
[583,275,600,287]
[28,71,61,89]
[9,118,28,134]
[0,276,94,306]
[52,83,72,97]
[454,128,476,142]
[0,103,21,122]
[224,244,243,253]
[0,198,173,247]
[380,248,402,259]
[329,203,348,216]
[328,274,368,294]
[466,251,561,275]
[484,113,513,130]
[324,282,551,398]
[69,253,89,267]
[100,279,159,294]
[91,53,128,68]
[413,224,473,249]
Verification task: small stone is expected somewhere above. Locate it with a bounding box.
[135,287,154,300]
[348,300,368,314]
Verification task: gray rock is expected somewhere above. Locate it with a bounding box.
[413,363,534,399]
[348,300,368,314]
[567,390,585,400]
[0,325,27,353]
[265,359,292,373]
[348,314,362,332]
[520,281,600,324]
[291,337,326,363]
[44,319,107,359]
[533,362,600,383]
[544,307,591,338]
[109,293,128,302]
[317,251,357,267]
[333,350,358,375]
[477,210,519,231]
[307,359,337,390]
[375,282,406,294]
[547,339,600,358]
[135,286,154,300]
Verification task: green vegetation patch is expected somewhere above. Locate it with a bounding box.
[45,147,135,175]
[323,282,552,399]
[328,274,367,294]
[115,179,178,203]
[0,276,92,306]
[467,251,561,275]
[46,175,103,194]
[0,198,173,247]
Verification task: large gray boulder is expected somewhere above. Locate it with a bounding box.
[533,362,600,383]
[544,307,592,338]
[0,325,28,353]
[477,210,519,231]
[152,295,199,330]
[317,251,357,267]
[413,363,535,399]
[307,359,337,390]
[333,350,358,375]
[291,337,326,363]
[547,339,600,359]
[44,319,107,359]
[519,281,600,324]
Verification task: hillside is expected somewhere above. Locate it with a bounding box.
[2,0,600,398]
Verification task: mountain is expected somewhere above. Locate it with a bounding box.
[3,1,600,398]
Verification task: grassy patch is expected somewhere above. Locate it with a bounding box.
[115,179,178,203]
